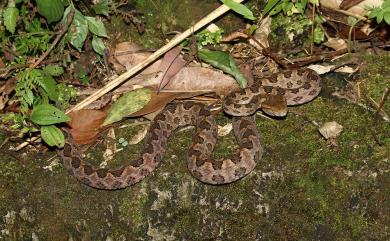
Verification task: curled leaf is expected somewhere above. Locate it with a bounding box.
[198,49,248,88]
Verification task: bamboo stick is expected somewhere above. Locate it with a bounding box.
[67,0,245,113]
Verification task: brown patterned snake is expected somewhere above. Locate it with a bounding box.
[58,68,321,190]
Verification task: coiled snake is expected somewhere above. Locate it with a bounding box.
[58,69,321,189]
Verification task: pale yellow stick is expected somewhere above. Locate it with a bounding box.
[67,0,245,113]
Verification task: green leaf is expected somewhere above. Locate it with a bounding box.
[25,89,34,105]
[92,35,105,55]
[41,125,65,147]
[377,11,384,23]
[86,16,107,37]
[384,12,390,25]
[368,7,380,19]
[384,1,390,8]
[92,0,109,16]
[313,25,324,44]
[43,65,64,76]
[295,0,308,13]
[36,0,64,23]
[283,2,293,14]
[269,3,284,15]
[103,88,152,126]
[262,0,282,16]
[67,10,88,51]
[3,7,19,34]
[39,75,58,101]
[198,49,247,88]
[31,104,70,125]
[220,0,255,20]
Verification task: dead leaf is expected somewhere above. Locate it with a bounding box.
[128,126,148,145]
[102,128,117,165]
[340,0,365,10]
[239,64,254,86]
[111,42,161,74]
[324,37,348,51]
[308,64,335,74]
[218,123,233,137]
[115,66,239,96]
[319,121,343,139]
[207,23,221,33]
[158,46,186,91]
[68,109,106,144]
[162,66,239,95]
[335,66,358,74]
[129,91,182,117]
[250,16,272,50]
[0,77,17,110]
[320,0,383,16]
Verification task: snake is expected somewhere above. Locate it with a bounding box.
[58,68,321,190]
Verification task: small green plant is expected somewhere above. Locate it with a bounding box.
[368,0,390,24]
[219,0,255,20]
[347,16,360,53]
[13,66,75,147]
[263,0,324,46]
[263,0,319,16]
[2,0,109,55]
[197,28,225,47]
[0,0,110,147]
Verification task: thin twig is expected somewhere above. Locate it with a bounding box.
[374,87,390,118]
[0,137,9,150]
[284,48,349,68]
[0,59,59,78]
[29,10,75,69]
[13,136,41,151]
[246,34,289,68]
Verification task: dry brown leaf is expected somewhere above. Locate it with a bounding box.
[158,46,186,91]
[128,126,148,145]
[68,109,106,144]
[163,67,239,95]
[335,66,358,74]
[251,16,272,50]
[218,123,233,137]
[319,121,344,139]
[111,42,161,74]
[239,64,254,86]
[115,66,239,96]
[102,128,117,165]
[324,37,348,51]
[340,0,365,10]
[320,0,383,16]
[308,64,334,74]
[129,91,188,117]
[0,77,16,110]
[110,41,239,96]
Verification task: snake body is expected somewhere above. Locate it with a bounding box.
[58,69,321,190]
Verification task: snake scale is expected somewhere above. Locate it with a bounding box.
[58,68,321,190]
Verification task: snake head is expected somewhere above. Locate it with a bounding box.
[261,94,288,117]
